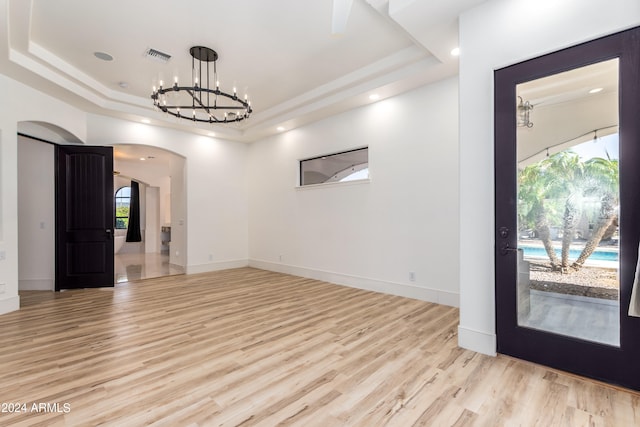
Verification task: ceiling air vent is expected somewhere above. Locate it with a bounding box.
[144,48,171,64]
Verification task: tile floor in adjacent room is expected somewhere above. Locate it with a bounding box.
[114,252,184,283]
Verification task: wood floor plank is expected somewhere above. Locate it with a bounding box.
[0,267,638,426]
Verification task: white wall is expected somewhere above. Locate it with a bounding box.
[86,115,249,273]
[248,77,460,306]
[17,136,54,291]
[169,155,186,267]
[458,0,640,355]
[0,75,88,314]
[146,187,160,253]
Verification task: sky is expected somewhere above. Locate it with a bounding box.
[571,133,619,161]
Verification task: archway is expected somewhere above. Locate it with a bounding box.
[112,144,186,283]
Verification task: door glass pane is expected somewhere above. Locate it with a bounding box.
[516,59,620,346]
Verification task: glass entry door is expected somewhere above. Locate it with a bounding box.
[515,59,620,346]
[495,27,640,391]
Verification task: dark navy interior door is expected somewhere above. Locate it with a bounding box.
[55,145,114,290]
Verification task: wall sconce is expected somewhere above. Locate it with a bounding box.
[517,96,534,128]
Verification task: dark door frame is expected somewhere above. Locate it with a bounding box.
[495,26,640,391]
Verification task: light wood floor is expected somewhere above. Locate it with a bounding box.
[1,268,638,426]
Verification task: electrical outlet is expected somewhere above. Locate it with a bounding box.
[209,253,213,261]
[0,251,5,261]
[175,251,180,257]
[279,254,283,262]
[409,272,416,282]
[0,283,5,294]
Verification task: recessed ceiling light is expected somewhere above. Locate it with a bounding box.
[140,157,146,161]
[94,51,113,61]
[589,87,603,94]
[118,81,129,89]
[141,119,151,124]
[369,94,380,100]
[277,126,285,132]
[450,47,460,57]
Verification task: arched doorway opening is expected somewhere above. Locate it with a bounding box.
[112,144,186,283]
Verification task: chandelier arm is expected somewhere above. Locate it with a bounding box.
[186,89,212,116]
[161,107,244,123]
[162,105,247,110]
[158,104,244,110]
[154,87,251,110]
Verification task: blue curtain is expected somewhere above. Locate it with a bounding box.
[125,181,142,242]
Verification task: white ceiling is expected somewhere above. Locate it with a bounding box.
[2,0,487,142]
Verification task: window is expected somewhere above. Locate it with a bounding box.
[300,147,369,186]
[115,186,131,229]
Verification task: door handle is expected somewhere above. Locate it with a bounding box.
[499,243,519,256]
[106,229,113,239]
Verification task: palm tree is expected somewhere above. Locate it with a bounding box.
[518,151,618,272]
[572,157,619,269]
[544,152,586,272]
[518,159,562,268]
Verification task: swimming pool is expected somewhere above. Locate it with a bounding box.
[520,245,619,262]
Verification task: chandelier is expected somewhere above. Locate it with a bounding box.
[151,46,252,123]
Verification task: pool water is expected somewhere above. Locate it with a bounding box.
[520,245,618,262]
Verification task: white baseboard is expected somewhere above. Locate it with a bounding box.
[458,325,497,356]
[187,259,249,275]
[0,295,20,315]
[19,279,54,291]
[248,259,459,308]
